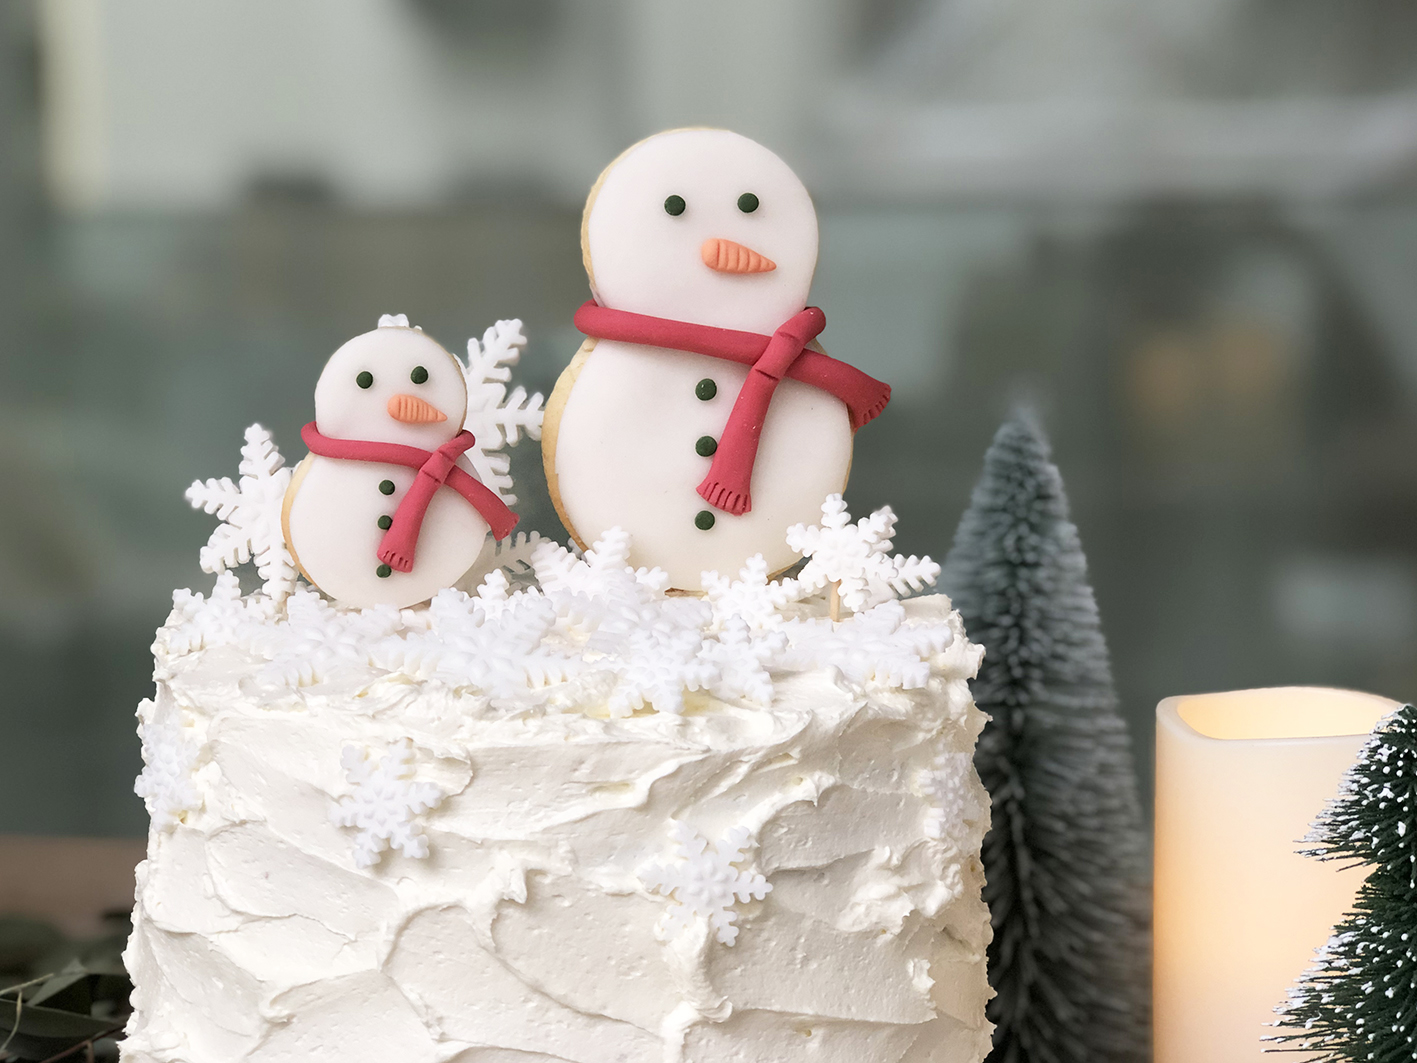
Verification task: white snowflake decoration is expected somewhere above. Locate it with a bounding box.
[457,530,548,597]
[532,527,667,607]
[377,313,415,328]
[700,554,804,632]
[165,571,276,656]
[780,599,953,690]
[598,611,717,716]
[375,585,578,709]
[697,617,785,706]
[640,822,772,946]
[786,495,940,614]
[185,424,298,602]
[134,701,202,832]
[918,749,982,847]
[531,531,721,716]
[459,320,544,505]
[330,739,446,869]
[254,588,403,688]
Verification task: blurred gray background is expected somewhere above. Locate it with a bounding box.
[4,0,1417,838]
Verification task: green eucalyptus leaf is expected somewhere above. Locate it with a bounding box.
[0,919,64,976]
[0,995,120,1061]
[25,965,92,1012]
[0,996,115,1037]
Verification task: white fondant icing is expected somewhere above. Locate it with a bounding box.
[287,453,490,608]
[288,327,490,608]
[586,129,819,335]
[552,341,851,589]
[550,129,860,589]
[313,327,469,448]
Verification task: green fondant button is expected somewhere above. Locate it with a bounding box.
[695,510,715,531]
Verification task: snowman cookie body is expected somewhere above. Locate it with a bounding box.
[284,326,491,609]
[544,128,855,589]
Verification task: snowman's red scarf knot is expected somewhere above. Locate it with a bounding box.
[300,423,518,573]
[575,300,890,516]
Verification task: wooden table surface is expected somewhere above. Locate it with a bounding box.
[0,834,146,937]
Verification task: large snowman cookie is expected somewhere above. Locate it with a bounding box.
[543,128,889,590]
[284,321,516,609]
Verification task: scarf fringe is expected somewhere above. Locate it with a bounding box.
[698,480,750,516]
[378,545,416,573]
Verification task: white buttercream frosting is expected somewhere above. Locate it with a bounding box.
[123,540,992,1063]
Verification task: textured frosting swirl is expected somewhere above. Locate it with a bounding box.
[122,594,991,1063]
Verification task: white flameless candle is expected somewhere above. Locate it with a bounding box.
[1153,686,1397,1062]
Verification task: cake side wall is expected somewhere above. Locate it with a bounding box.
[122,598,991,1063]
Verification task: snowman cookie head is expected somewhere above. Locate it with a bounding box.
[314,326,468,448]
[583,128,819,335]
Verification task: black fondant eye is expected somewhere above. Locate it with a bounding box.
[737,192,759,213]
[410,365,428,384]
[356,371,374,389]
[664,194,686,216]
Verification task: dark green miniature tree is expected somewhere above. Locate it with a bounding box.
[1269,701,1416,1060]
[942,413,1151,1063]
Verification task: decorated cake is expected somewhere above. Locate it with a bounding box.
[122,130,994,1063]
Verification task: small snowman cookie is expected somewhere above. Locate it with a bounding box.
[284,320,517,609]
[543,128,889,590]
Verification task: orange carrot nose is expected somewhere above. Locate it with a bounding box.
[387,393,447,424]
[701,237,776,275]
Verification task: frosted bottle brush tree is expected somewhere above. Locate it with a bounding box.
[1270,701,1416,1060]
[941,412,1151,1063]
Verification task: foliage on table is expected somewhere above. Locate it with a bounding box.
[1270,701,1416,1060]
[942,412,1151,1063]
[0,915,130,1062]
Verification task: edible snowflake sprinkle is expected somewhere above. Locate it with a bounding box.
[919,749,983,847]
[330,739,447,869]
[781,599,953,690]
[185,425,298,603]
[640,822,772,946]
[255,588,402,688]
[167,458,964,715]
[697,617,784,706]
[165,571,276,656]
[700,554,804,632]
[134,701,203,832]
[459,320,544,505]
[377,313,413,328]
[786,495,940,614]
[457,530,548,597]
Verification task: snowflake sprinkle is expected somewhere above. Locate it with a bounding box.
[185,424,297,602]
[918,748,983,848]
[459,320,544,505]
[640,822,772,946]
[330,739,447,868]
[700,554,804,632]
[786,495,940,614]
[164,571,276,656]
[781,599,953,690]
[134,701,203,832]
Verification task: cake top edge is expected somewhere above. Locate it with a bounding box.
[165,452,967,721]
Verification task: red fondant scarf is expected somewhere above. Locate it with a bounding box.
[575,300,890,516]
[301,423,518,573]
